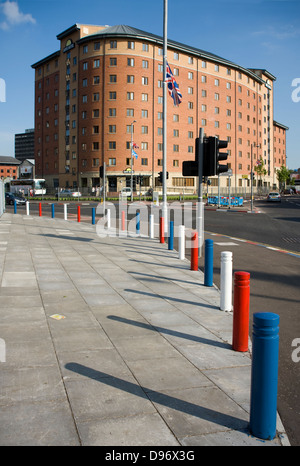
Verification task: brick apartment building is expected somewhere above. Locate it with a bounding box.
[31,23,288,194]
[0,156,21,180]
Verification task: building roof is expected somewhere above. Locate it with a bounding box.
[32,23,276,85]
[0,156,22,165]
[274,121,289,131]
[77,24,274,83]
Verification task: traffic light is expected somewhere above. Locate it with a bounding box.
[158,171,163,183]
[166,172,169,179]
[216,138,229,175]
[203,137,228,176]
[99,166,104,178]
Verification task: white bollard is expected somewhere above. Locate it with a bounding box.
[220,251,233,311]
[107,208,111,229]
[178,225,185,260]
[26,201,30,216]
[149,214,154,238]
[64,204,67,220]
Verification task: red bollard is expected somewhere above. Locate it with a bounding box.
[39,202,42,217]
[77,205,81,222]
[160,217,164,243]
[121,210,125,231]
[232,271,250,352]
[190,231,198,271]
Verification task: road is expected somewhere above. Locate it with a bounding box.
[6,195,300,445]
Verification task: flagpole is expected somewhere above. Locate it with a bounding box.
[162,0,168,233]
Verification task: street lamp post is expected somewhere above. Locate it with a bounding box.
[251,143,261,212]
[130,120,136,202]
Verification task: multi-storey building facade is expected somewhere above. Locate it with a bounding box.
[31,23,288,194]
[15,129,35,162]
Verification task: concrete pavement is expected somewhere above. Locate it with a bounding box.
[0,211,290,446]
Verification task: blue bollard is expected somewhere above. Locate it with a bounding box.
[136,212,140,235]
[92,207,95,225]
[250,312,280,440]
[14,200,17,214]
[168,220,174,250]
[204,239,213,286]
[51,203,55,218]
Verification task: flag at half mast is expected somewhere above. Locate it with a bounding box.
[166,61,182,106]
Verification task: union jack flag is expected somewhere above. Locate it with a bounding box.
[166,61,182,106]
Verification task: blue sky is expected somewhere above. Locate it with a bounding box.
[0,0,299,169]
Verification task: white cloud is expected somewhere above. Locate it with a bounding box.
[0,1,36,30]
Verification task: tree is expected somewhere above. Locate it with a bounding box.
[254,158,267,193]
[276,165,290,190]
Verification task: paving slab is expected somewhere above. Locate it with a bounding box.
[0,212,289,446]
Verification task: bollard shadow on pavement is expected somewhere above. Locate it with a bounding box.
[107,315,230,349]
[65,362,249,433]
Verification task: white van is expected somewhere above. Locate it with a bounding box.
[121,187,132,198]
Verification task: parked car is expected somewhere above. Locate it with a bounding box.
[56,189,82,198]
[121,187,132,198]
[5,192,26,205]
[267,192,281,202]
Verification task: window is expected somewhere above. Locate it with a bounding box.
[93,109,99,118]
[110,75,117,83]
[142,60,149,68]
[109,108,116,117]
[110,57,117,66]
[142,77,148,85]
[93,142,99,151]
[127,92,134,100]
[93,76,100,84]
[142,43,149,52]
[109,91,116,100]
[83,62,88,70]
[110,40,117,48]
[109,158,116,165]
[174,52,179,60]
[127,58,134,67]
[141,93,148,101]
[94,42,100,50]
[127,75,134,83]
[109,125,116,133]
[109,141,116,150]
[128,41,135,49]
[83,78,88,87]
[94,59,100,68]
[141,158,148,165]
[83,45,88,54]
[142,126,148,134]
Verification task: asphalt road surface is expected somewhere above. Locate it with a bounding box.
[6,196,300,445]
